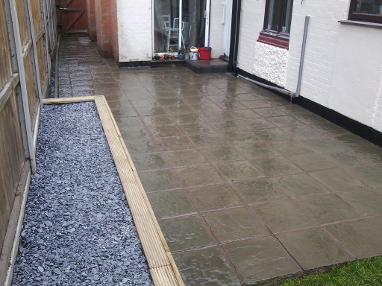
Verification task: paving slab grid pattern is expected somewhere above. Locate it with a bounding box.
[59,36,382,285]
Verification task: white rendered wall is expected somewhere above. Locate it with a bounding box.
[237,0,382,132]
[209,0,225,58]
[285,0,382,132]
[116,0,152,62]
[237,0,289,87]
[116,0,226,61]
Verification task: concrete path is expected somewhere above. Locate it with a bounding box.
[59,36,382,285]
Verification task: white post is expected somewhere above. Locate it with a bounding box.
[294,15,310,98]
[178,0,183,50]
[205,0,211,47]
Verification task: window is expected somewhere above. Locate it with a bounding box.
[258,0,294,49]
[349,0,382,23]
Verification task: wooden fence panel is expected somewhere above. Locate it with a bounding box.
[13,0,40,125]
[47,0,57,54]
[37,35,48,95]
[0,0,12,89]
[15,0,29,46]
[1,0,56,282]
[29,0,42,34]
[24,52,39,131]
[0,91,25,248]
[28,0,49,97]
[0,0,25,260]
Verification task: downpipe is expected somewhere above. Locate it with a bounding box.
[293,15,310,99]
[237,16,310,102]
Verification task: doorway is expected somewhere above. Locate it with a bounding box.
[153,0,210,54]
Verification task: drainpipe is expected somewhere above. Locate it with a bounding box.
[293,15,310,98]
[229,0,241,73]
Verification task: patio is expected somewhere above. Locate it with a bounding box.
[59,36,382,285]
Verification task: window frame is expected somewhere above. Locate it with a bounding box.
[258,0,293,50]
[348,0,382,24]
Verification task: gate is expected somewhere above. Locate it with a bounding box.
[59,0,88,33]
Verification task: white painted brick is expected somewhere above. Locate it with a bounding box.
[237,0,382,132]
[116,0,152,62]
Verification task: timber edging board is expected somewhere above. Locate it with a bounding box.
[42,96,185,286]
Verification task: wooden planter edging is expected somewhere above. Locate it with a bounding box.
[42,96,185,286]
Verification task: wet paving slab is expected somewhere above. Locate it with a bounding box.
[59,36,382,285]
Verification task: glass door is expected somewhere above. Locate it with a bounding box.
[154,0,180,53]
[181,0,208,50]
[153,0,209,55]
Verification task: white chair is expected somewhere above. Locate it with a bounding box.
[167,18,180,51]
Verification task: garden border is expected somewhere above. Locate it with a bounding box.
[42,96,184,286]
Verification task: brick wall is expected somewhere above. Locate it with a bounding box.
[94,0,118,59]
[87,0,96,41]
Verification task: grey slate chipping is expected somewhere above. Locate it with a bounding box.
[12,102,153,286]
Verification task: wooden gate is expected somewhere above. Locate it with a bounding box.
[59,0,88,33]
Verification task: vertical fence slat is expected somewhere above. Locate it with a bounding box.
[26,0,42,100]
[42,0,51,77]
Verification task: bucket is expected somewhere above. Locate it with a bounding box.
[189,47,199,61]
[190,52,199,61]
[199,47,212,60]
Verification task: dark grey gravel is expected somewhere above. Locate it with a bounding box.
[12,102,153,286]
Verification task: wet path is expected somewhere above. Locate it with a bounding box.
[58,36,382,285]
[13,103,152,285]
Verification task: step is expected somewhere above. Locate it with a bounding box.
[186,59,229,73]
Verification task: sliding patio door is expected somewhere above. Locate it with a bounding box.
[153,0,209,54]
[181,0,208,50]
[154,0,180,53]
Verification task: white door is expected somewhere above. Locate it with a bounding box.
[223,0,233,57]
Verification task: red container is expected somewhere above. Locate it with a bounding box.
[198,47,212,60]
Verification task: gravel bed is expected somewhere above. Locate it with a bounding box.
[12,102,153,286]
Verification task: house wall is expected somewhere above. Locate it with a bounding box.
[237,0,289,87]
[94,0,118,59]
[209,0,225,58]
[116,0,152,62]
[237,0,382,133]
[116,0,226,62]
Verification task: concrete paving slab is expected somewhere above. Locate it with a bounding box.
[324,217,382,259]
[277,228,354,270]
[58,36,382,285]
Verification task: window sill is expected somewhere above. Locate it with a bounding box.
[257,34,289,50]
[339,20,382,29]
